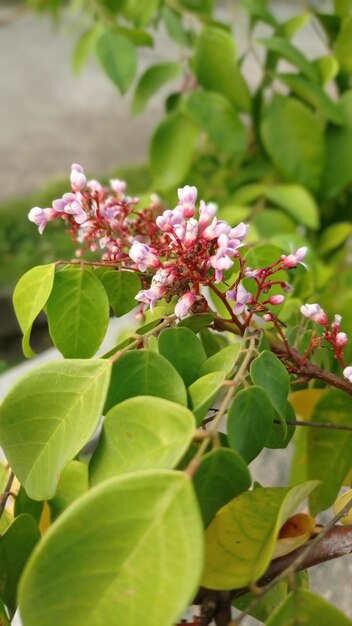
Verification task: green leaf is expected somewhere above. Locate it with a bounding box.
[49,461,89,521]
[150,111,199,190]
[95,0,125,15]
[318,222,352,255]
[19,470,204,626]
[244,244,287,314]
[0,599,10,626]
[179,312,215,333]
[193,448,250,527]
[266,590,352,626]
[184,91,247,157]
[277,73,345,125]
[307,390,352,514]
[252,209,295,238]
[265,184,320,230]
[281,13,311,39]
[0,463,9,494]
[13,263,55,358]
[90,396,195,485]
[194,27,251,112]
[265,402,296,449]
[96,29,137,94]
[335,15,352,75]
[334,0,352,16]
[0,515,40,617]
[259,37,319,82]
[47,269,110,358]
[261,95,325,193]
[313,55,339,85]
[321,126,352,199]
[199,344,241,377]
[235,580,289,622]
[158,327,206,386]
[227,386,274,463]
[72,24,103,75]
[101,270,140,317]
[202,481,318,589]
[161,7,191,47]
[14,488,44,525]
[179,0,214,13]
[188,371,226,426]
[250,350,289,426]
[105,350,187,412]
[132,62,182,115]
[0,359,111,500]
[240,0,278,28]
[122,0,159,26]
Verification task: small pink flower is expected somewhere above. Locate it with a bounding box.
[87,179,102,194]
[183,218,198,247]
[198,200,217,232]
[300,303,328,325]
[227,283,252,315]
[129,241,160,272]
[202,217,230,241]
[336,332,348,347]
[175,291,195,318]
[268,294,285,305]
[228,222,248,241]
[281,246,308,269]
[70,163,87,192]
[64,199,87,224]
[110,179,127,196]
[135,286,164,313]
[28,207,57,234]
[156,208,185,233]
[343,366,352,382]
[177,185,197,218]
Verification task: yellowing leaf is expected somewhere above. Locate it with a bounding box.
[333,489,352,524]
[289,389,324,421]
[273,513,315,558]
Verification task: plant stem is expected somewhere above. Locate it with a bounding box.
[0,470,14,521]
[273,419,352,432]
[108,317,174,363]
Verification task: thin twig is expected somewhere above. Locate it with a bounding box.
[273,419,352,432]
[108,317,174,363]
[0,470,15,520]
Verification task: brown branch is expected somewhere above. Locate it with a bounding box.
[273,419,352,432]
[0,470,14,520]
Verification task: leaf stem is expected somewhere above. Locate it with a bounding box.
[0,470,15,521]
[108,317,175,363]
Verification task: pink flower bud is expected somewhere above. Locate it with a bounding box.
[87,179,102,194]
[268,294,285,305]
[336,332,348,347]
[263,313,274,322]
[300,303,328,325]
[281,246,308,269]
[28,207,57,234]
[175,291,195,318]
[332,314,342,332]
[129,241,160,272]
[110,179,127,196]
[70,163,87,192]
[177,185,197,217]
[184,218,198,247]
[343,366,352,383]
[198,200,217,231]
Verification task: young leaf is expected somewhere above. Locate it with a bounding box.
[281,13,311,39]
[96,29,137,94]
[13,263,55,358]
[122,0,159,27]
[90,396,195,485]
[161,6,191,47]
[184,91,247,157]
[199,344,241,377]
[0,359,111,500]
[193,27,250,112]
[259,37,319,82]
[307,389,352,514]
[250,350,290,421]
[150,111,199,190]
[132,62,182,115]
[193,448,251,527]
[71,24,104,75]
[266,590,352,626]
[101,270,140,317]
[334,15,352,75]
[227,386,274,463]
[19,470,204,626]
[0,515,40,617]
[47,269,110,358]
[105,350,187,412]
[265,184,319,230]
[158,326,207,386]
[188,371,226,425]
[261,95,325,193]
[202,481,318,589]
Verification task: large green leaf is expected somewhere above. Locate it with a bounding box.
[0,359,111,500]
[199,344,241,377]
[47,269,110,358]
[188,371,226,425]
[277,73,345,125]
[132,62,182,115]
[90,396,195,485]
[308,390,352,514]
[0,515,40,617]
[105,350,187,412]
[19,470,203,626]
[265,185,319,230]
[261,95,325,193]
[150,111,199,190]
[13,263,55,358]
[49,460,89,521]
[193,27,250,112]
[96,29,137,94]
[202,481,318,589]
[184,91,247,157]
[193,448,251,527]
[250,350,289,425]
[227,386,274,463]
[101,270,141,317]
[335,15,352,74]
[259,37,320,82]
[158,327,206,386]
[266,590,352,626]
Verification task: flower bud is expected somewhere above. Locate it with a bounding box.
[336,332,348,347]
[281,246,308,269]
[175,291,195,318]
[343,366,352,383]
[300,303,328,325]
[268,294,285,305]
[70,163,87,192]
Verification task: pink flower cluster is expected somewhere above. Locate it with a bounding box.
[300,304,351,375]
